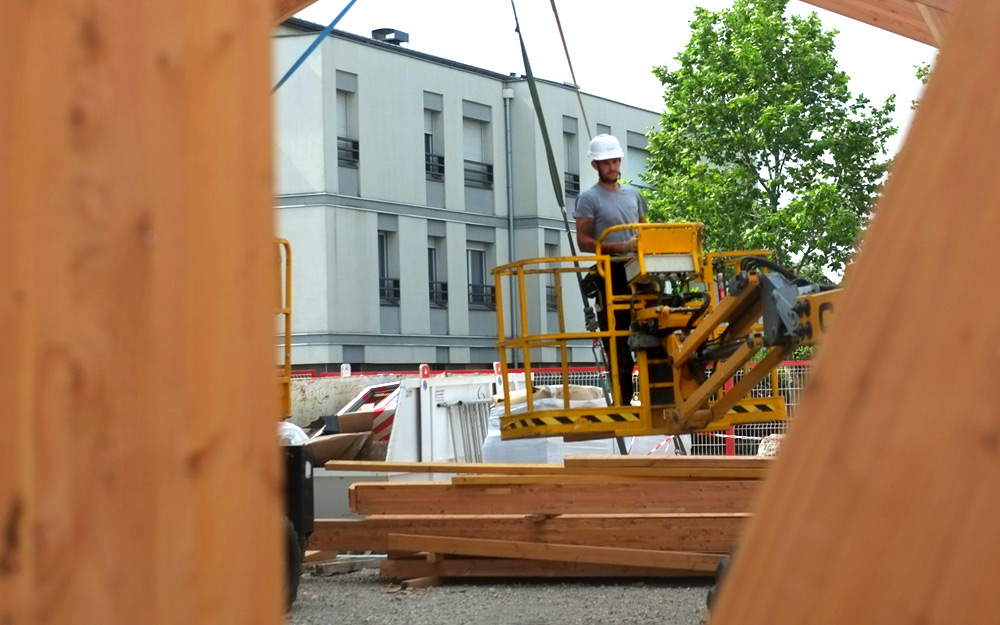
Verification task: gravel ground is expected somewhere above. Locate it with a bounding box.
[287,568,712,625]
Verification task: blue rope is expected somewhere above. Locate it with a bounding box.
[272,0,360,93]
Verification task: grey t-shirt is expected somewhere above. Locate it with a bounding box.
[573,184,648,250]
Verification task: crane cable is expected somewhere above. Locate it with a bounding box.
[548,0,592,141]
[509,2,624,449]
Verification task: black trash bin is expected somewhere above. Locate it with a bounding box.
[283,443,314,608]
[284,444,315,546]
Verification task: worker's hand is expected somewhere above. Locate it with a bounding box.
[625,235,638,253]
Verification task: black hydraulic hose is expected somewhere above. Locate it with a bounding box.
[683,292,711,333]
[739,256,800,283]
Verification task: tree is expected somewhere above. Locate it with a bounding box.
[642,0,897,281]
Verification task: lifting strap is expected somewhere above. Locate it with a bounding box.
[272,0,360,93]
[509,2,625,453]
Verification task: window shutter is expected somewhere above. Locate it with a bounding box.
[337,91,348,138]
[626,147,649,184]
[463,119,483,161]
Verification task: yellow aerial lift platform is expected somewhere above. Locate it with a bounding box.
[493,223,837,441]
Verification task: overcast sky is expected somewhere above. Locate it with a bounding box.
[292,0,937,156]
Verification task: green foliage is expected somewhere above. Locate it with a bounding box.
[642,0,896,282]
[911,61,933,109]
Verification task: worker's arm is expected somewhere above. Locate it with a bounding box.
[575,218,640,255]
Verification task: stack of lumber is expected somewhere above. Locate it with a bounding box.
[310,456,770,583]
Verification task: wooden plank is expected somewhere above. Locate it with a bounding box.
[387,534,723,572]
[349,481,760,515]
[381,557,708,579]
[327,460,767,479]
[309,513,748,553]
[303,550,339,563]
[2,1,280,623]
[449,474,675,485]
[400,576,441,589]
[308,556,385,576]
[326,460,567,474]
[712,1,1000,622]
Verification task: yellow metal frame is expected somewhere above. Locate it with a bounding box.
[276,238,292,419]
[492,223,796,441]
[494,254,647,437]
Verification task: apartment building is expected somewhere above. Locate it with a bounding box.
[273,18,660,372]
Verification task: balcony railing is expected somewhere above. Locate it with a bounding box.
[379,277,400,304]
[463,159,493,189]
[338,137,359,167]
[425,153,445,180]
[545,285,558,311]
[564,172,580,197]
[429,281,448,306]
[468,283,496,308]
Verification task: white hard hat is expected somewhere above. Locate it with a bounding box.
[587,134,624,161]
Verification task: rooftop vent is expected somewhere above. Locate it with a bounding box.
[372,28,409,45]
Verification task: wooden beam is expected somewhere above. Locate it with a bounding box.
[387,534,723,572]
[309,513,748,553]
[349,481,760,515]
[712,0,1000,622]
[1,1,280,623]
[915,1,951,44]
[400,576,441,589]
[327,460,566,474]
[799,0,937,46]
[449,474,673,485]
[381,557,708,579]
[327,459,768,479]
[274,0,317,24]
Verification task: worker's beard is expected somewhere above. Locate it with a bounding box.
[599,171,620,185]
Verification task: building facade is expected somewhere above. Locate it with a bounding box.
[273,19,660,372]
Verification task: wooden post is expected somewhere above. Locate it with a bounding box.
[1,1,281,623]
[713,0,1000,622]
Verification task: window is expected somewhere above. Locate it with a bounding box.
[625,146,649,187]
[378,232,399,304]
[467,249,495,307]
[596,123,611,137]
[424,109,444,180]
[337,90,359,167]
[563,116,580,197]
[428,246,447,306]
[545,243,560,311]
[463,118,493,188]
[564,134,580,197]
[625,131,650,187]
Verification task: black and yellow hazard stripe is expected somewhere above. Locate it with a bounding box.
[502,411,641,431]
[728,402,776,414]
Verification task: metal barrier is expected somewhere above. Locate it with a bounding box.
[520,362,812,456]
[690,361,811,455]
[446,401,491,463]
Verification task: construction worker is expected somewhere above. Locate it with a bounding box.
[574,134,647,405]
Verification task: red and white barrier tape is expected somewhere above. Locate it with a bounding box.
[703,431,784,441]
[626,431,784,456]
